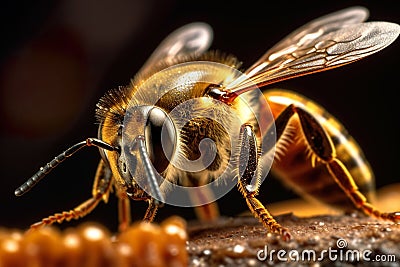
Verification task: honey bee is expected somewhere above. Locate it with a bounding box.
[15,6,400,240]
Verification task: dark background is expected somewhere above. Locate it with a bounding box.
[1,0,399,231]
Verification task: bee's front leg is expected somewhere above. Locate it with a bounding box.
[116,188,131,232]
[30,160,113,229]
[143,198,160,222]
[238,124,291,241]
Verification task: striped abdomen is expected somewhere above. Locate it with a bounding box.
[263,89,375,210]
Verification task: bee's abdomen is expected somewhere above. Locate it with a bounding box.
[264,90,375,210]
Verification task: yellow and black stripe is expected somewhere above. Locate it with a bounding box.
[263,89,375,210]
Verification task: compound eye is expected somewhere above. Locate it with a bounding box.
[145,107,176,173]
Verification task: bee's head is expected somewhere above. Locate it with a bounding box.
[115,105,176,197]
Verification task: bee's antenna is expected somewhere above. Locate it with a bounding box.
[15,138,118,196]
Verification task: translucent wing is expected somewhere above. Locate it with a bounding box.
[246,6,369,77]
[138,22,213,79]
[226,7,400,95]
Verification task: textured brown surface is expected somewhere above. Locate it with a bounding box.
[0,217,188,267]
[1,185,398,266]
[187,213,400,266]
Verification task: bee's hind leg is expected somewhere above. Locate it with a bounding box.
[30,160,113,229]
[286,104,400,222]
[238,124,291,241]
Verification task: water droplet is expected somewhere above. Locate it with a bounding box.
[203,249,211,256]
[233,244,245,254]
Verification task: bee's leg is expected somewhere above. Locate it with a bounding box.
[30,160,113,229]
[183,174,220,221]
[281,104,400,222]
[238,124,291,241]
[143,199,159,222]
[117,189,131,232]
[191,187,220,222]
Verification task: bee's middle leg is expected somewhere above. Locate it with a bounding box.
[238,124,291,241]
[180,174,220,222]
[191,188,220,222]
